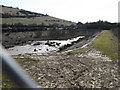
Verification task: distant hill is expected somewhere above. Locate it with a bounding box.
[1,5,74,25]
[1,5,46,17]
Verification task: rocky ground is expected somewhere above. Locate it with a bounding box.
[12,48,119,89]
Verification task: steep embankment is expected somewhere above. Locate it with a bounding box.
[69,30,118,60]
[3,30,119,88]
[91,30,118,60]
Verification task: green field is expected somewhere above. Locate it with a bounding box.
[2,17,74,26]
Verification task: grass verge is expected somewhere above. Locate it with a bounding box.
[91,30,118,60]
[69,30,118,60]
[68,48,89,55]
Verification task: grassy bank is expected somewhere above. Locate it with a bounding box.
[91,30,118,60]
[71,30,118,60]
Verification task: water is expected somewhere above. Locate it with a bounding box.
[7,36,85,55]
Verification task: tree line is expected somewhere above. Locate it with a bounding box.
[2,20,119,32]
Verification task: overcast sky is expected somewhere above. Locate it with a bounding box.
[0,0,119,23]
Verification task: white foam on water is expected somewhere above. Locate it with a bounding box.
[7,36,85,55]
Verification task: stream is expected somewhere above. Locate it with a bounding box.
[7,36,85,55]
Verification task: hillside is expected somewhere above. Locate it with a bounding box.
[1,5,74,25]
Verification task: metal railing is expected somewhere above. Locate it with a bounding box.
[0,45,40,89]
